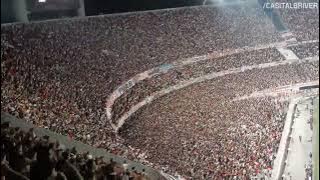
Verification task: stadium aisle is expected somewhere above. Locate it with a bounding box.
[283,98,314,180]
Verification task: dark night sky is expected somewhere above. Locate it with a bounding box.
[84,0,203,16]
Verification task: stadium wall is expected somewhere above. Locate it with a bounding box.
[313,97,319,180]
[271,98,298,180]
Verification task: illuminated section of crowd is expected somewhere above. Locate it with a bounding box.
[1,1,318,179]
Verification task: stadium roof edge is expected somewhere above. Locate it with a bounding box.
[1,1,260,27]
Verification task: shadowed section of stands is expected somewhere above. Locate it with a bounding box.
[1,112,165,180]
[299,85,319,90]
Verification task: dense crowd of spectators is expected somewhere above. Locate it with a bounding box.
[119,59,318,178]
[1,1,319,179]
[1,122,151,180]
[121,96,289,179]
[112,47,285,122]
[1,1,282,164]
[112,45,319,124]
[276,1,319,41]
[288,42,319,59]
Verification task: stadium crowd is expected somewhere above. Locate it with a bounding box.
[121,96,289,179]
[120,59,318,179]
[112,47,285,122]
[276,2,319,41]
[1,1,319,179]
[288,42,319,59]
[1,122,151,180]
[1,2,282,165]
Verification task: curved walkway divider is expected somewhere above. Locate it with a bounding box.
[233,80,319,101]
[106,40,319,131]
[111,56,318,132]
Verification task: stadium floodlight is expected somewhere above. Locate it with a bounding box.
[38,0,46,2]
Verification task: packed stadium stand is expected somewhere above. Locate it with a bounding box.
[1,114,159,180]
[1,0,319,179]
